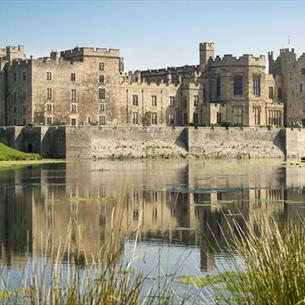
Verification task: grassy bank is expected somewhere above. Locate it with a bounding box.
[0,143,41,161]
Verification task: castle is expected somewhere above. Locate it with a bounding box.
[0,42,303,127]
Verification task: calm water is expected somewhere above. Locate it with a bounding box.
[0,159,305,298]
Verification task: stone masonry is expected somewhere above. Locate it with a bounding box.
[2,41,305,128]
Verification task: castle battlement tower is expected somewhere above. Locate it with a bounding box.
[199,42,214,68]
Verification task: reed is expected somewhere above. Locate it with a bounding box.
[204,217,305,305]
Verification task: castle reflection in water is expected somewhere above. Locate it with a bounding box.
[0,160,305,272]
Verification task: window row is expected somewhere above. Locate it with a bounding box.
[45,116,107,126]
[9,105,27,114]
[12,72,27,82]
[45,102,106,113]
[45,88,106,100]
[132,112,158,125]
[216,75,262,98]
[11,91,27,102]
[45,72,105,84]
[131,95,199,107]
[267,110,282,125]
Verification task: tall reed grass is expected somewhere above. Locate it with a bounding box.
[204,217,305,305]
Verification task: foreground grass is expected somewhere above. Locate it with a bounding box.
[201,218,305,305]
[0,143,41,161]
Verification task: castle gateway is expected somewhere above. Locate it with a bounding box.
[2,42,304,127]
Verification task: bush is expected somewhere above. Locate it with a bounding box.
[221,121,235,128]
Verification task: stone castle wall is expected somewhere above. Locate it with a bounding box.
[2,126,305,160]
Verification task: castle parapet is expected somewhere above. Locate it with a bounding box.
[0,45,25,61]
[60,47,120,60]
[209,54,266,67]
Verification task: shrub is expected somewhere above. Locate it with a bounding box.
[221,121,235,128]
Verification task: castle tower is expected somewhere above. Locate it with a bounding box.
[5,45,25,61]
[199,42,214,68]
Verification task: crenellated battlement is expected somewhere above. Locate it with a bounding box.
[121,70,181,87]
[141,65,198,75]
[209,54,266,67]
[60,47,120,59]
[0,45,25,61]
[280,48,295,54]
[6,45,24,52]
[199,42,214,50]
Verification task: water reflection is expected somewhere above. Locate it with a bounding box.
[0,160,305,274]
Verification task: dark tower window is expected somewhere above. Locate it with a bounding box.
[233,75,243,96]
[253,75,261,97]
[216,77,221,97]
[269,87,274,99]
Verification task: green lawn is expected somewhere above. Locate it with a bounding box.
[0,143,42,161]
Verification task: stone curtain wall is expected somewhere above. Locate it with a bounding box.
[187,127,286,158]
[1,126,305,160]
[284,128,305,159]
[65,126,187,158]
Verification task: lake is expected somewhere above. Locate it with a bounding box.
[0,159,304,302]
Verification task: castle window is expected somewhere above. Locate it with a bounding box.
[194,95,199,106]
[46,72,52,81]
[99,116,106,125]
[71,73,76,81]
[13,92,17,102]
[169,96,175,107]
[13,106,16,113]
[132,112,139,124]
[99,88,105,99]
[253,106,261,125]
[253,75,261,97]
[23,72,26,81]
[217,112,222,124]
[193,112,198,125]
[151,112,157,125]
[301,68,305,75]
[233,75,243,96]
[99,62,104,71]
[152,208,158,222]
[269,87,274,99]
[13,73,16,82]
[99,103,105,112]
[46,103,53,112]
[46,117,53,125]
[233,106,243,125]
[23,91,26,102]
[46,88,52,100]
[168,114,174,125]
[132,95,139,106]
[278,88,282,100]
[216,77,221,97]
[70,103,77,112]
[133,209,139,221]
[268,110,281,126]
[300,84,303,93]
[151,95,157,106]
[99,75,104,84]
[71,118,77,126]
[71,89,77,101]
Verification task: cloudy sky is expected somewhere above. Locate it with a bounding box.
[2,0,305,71]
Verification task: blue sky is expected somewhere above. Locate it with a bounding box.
[1,0,305,70]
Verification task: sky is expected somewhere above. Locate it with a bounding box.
[1,0,305,71]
